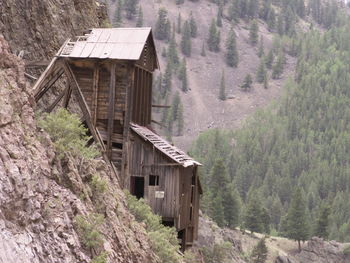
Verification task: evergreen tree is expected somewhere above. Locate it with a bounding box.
[247,0,259,19]
[168,32,179,66]
[181,21,192,57]
[258,36,265,57]
[176,0,184,4]
[265,49,274,69]
[225,28,239,67]
[261,208,270,234]
[201,42,206,56]
[244,195,263,234]
[211,193,226,227]
[113,0,123,27]
[222,184,242,228]
[256,59,267,83]
[176,102,184,136]
[263,73,268,89]
[171,91,181,121]
[249,20,259,45]
[125,0,139,19]
[189,12,198,38]
[208,19,220,52]
[272,50,284,79]
[178,59,188,92]
[251,238,268,263]
[217,3,223,27]
[177,13,182,34]
[228,0,240,22]
[161,62,172,95]
[315,204,331,239]
[277,13,284,35]
[286,188,309,252]
[241,74,253,91]
[155,8,171,41]
[267,8,276,31]
[136,5,143,27]
[219,70,226,101]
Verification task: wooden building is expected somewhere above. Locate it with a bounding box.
[32,28,202,249]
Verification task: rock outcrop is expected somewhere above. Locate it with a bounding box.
[0,35,157,262]
[0,0,108,60]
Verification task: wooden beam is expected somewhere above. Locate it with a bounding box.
[142,163,182,167]
[151,119,165,128]
[45,86,68,113]
[63,84,72,109]
[107,63,117,158]
[24,72,37,80]
[25,60,50,68]
[34,68,64,102]
[152,104,171,108]
[91,64,100,126]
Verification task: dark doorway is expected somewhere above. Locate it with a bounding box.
[130,176,144,199]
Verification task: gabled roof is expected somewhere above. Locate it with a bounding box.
[57,28,158,65]
[130,123,201,168]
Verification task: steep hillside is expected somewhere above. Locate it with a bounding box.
[0,35,157,262]
[108,0,297,149]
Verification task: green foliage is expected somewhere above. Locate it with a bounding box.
[189,12,198,38]
[225,28,239,67]
[178,58,188,92]
[216,3,223,27]
[113,0,123,26]
[251,238,268,263]
[201,42,206,56]
[286,188,309,251]
[181,20,192,57]
[90,174,107,195]
[155,8,171,41]
[125,191,181,263]
[249,20,259,45]
[74,213,104,250]
[202,241,231,263]
[315,204,331,239]
[219,70,226,100]
[177,13,182,34]
[244,194,264,234]
[207,19,220,52]
[256,58,267,83]
[91,252,108,263]
[344,245,350,255]
[38,108,99,160]
[168,32,179,66]
[124,0,139,19]
[136,5,143,27]
[241,74,253,91]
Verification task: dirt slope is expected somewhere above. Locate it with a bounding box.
[112,0,297,150]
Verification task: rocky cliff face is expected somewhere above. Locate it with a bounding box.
[0,0,108,60]
[0,35,157,262]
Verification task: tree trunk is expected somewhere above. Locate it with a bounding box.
[298,240,301,252]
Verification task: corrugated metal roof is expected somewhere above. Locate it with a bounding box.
[58,28,154,60]
[130,123,202,168]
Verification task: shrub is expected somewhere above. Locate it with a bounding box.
[124,191,181,263]
[91,251,108,263]
[202,241,231,263]
[74,213,104,250]
[38,108,99,159]
[90,174,107,195]
[344,245,350,255]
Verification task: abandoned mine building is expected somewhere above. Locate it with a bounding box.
[32,27,202,250]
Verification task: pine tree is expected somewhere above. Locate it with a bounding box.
[315,204,331,239]
[267,8,276,31]
[177,13,182,34]
[263,73,268,89]
[161,62,172,95]
[258,36,265,57]
[178,59,188,92]
[241,74,253,91]
[249,19,259,45]
[251,238,268,263]
[277,13,284,35]
[155,8,171,41]
[217,3,223,27]
[244,195,263,234]
[176,0,184,4]
[225,28,239,67]
[272,50,284,79]
[168,32,179,66]
[201,42,206,56]
[171,91,181,121]
[208,19,220,52]
[256,59,267,83]
[136,5,143,27]
[247,0,259,19]
[189,12,198,38]
[113,0,123,27]
[125,0,139,20]
[219,70,226,100]
[211,193,226,227]
[181,21,192,57]
[222,184,242,228]
[286,188,309,252]
[228,0,239,22]
[176,102,184,136]
[265,49,274,69]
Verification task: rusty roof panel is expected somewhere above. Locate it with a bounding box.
[130,123,201,168]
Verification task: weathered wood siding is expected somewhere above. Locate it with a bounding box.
[127,133,180,219]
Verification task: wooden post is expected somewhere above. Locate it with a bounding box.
[91,63,100,126]
[107,63,116,159]
[45,85,68,113]
[63,83,72,109]
[121,63,135,187]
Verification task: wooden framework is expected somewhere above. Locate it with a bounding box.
[32,28,201,250]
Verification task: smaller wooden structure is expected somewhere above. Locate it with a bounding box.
[32,27,202,250]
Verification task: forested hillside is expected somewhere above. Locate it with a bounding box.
[189,0,350,245]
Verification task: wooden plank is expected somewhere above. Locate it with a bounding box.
[107,63,117,158]
[63,83,72,108]
[92,64,100,125]
[152,104,171,108]
[45,85,68,113]
[121,63,134,187]
[34,68,64,102]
